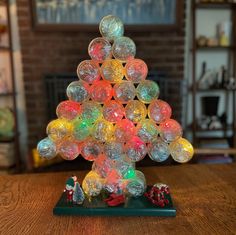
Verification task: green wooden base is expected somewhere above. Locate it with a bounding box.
[53,187,176,217]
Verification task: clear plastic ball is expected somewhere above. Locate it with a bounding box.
[148,138,170,162]
[169,137,194,163]
[104,141,123,160]
[81,139,103,161]
[77,60,101,84]
[93,119,114,142]
[56,100,81,120]
[125,59,148,82]
[112,36,136,61]
[57,140,79,160]
[88,37,112,62]
[37,137,57,159]
[92,154,113,178]
[125,136,147,162]
[114,81,136,103]
[82,171,103,197]
[46,119,74,141]
[148,99,172,124]
[101,59,124,83]
[114,119,136,142]
[66,81,90,103]
[115,157,135,178]
[81,101,102,124]
[125,170,146,197]
[90,80,113,103]
[159,119,183,143]
[136,119,158,143]
[104,169,123,193]
[125,100,147,123]
[103,100,124,123]
[73,118,91,141]
[99,15,124,42]
[136,80,159,104]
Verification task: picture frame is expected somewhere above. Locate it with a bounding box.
[31,0,183,32]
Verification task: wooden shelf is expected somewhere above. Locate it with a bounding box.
[0,92,16,97]
[195,148,236,155]
[189,86,234,92]
[195,2,235,9]
[195,45,235,50]
[0,136,15,143]
[0,46,10,52]
[0,0,6,6]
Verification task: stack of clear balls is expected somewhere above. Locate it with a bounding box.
[37,15,194,198]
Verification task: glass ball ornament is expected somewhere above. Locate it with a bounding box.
[136,80,159,104]
[125,136,147,162]
[37,137,57,159]
[57,140,79,160]
[169,137,194,163]
[112,36,136,61]
[148,99,172,124]
[56,100,81,120]
[93,119,114,142]
[159,119,183,143]
[113,81,136,103]
[125,170,146,197]
[148,138,170,162]
[81,139,103,161]
[66,81,90,103]
[115,157,135,178]
[77,60,101,84]
[114,119,136,142]
[90,80,113,103]
[104,169,123,193]
[125,59,148,83]
[46,119,74,141]
[81,101,102,124]
[136,119,158,143]
[99,15,124,41]
[82,171,103,197]
[88,37,112,62]
[73,118,91,141]
[101,59,124,83]
[92,154,113,178]
[104,141,123,160]
[125,100,147,123]
[103,100,124,123]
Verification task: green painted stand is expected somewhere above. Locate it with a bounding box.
[53,187,176,217]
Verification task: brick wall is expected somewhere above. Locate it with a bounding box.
[17,0,186,149]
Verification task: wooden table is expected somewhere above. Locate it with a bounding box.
[0,164,235,235]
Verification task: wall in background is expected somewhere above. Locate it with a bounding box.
[17,0,186,149]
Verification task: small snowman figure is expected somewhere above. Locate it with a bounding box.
[64,175,77,202]
[73,182,85,205]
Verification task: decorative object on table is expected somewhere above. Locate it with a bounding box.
[217,21,231,47]
[37,15,194,216]
[196,35,208,47]
[0,107,14,137]
[73,181,85,205]
[64,175,78,203]
[31,0,182,31]
[104,193,125,207]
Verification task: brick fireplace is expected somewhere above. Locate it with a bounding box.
[17,0,186,149]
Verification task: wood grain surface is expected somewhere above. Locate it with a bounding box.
[0,164,235,235]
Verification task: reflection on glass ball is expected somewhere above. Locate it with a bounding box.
[101,59,124,83]
[73,118,91,141]
[88,37,112,62]
[159,119,183,143]
[104,141,123,160]
[112,36,136,61]
[66,81,90,103]
[57,140,79,160]
[169,137,194,163]
[125,100,147,123]
[113,81,136,103]
[125,136,147,162]
[37,137,57,159]
[56,100,81,120]
[99,15,124,41]
[92,154,113,178]
[136,80,159,104]
[136,119,158,143]
[114,119,136,142]
[148,99,172,124]
[90,80,113,103]
[46,119,74,141]
[148,138,170,162]
[103,100,124,123]
[81,140,103,161]
[93,119,114,142]
[125,59,148,82]
[81,101,102,124]
[77,60,101,84]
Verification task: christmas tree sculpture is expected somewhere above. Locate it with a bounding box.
[37,15,194,199]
